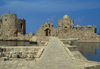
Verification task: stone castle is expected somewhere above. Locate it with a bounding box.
[0,14,26,37]
[0,13,99,40]
[36,15,99,40]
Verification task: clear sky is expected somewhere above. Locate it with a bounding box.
[0,0,100,34]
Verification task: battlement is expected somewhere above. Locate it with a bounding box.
[1,14,17,17]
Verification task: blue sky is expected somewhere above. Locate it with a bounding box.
[0,0,100,34]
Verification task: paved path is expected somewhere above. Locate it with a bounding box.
[33,37,78,69]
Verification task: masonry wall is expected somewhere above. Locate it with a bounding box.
[1,14,17,37]
[0,14,26,37]
[58,27,98,40]
[36,22,57,36]
[0,19,2,36]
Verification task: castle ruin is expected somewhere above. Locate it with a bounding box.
[36,15,99,40]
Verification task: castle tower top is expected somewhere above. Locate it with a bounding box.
[1,14,16,18]
[63,15,69,19]
[1,14,17,21]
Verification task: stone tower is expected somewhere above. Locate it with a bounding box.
[63,15,74,28]
[58,15,74,37]
[58,15,74,31]
[0,14,26,37]
[1,14,18,37]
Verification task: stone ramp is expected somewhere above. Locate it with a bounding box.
[32,37,78,69]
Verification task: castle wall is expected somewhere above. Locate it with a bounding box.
[36,15,99,40]
[58,26,98,40]
[74,26,96,33]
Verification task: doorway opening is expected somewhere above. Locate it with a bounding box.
[45,28,51,36]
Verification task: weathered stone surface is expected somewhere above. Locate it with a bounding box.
[36,22,57,36]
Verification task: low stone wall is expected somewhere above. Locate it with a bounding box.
[37,36,50,45]
[0,46,44,60]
